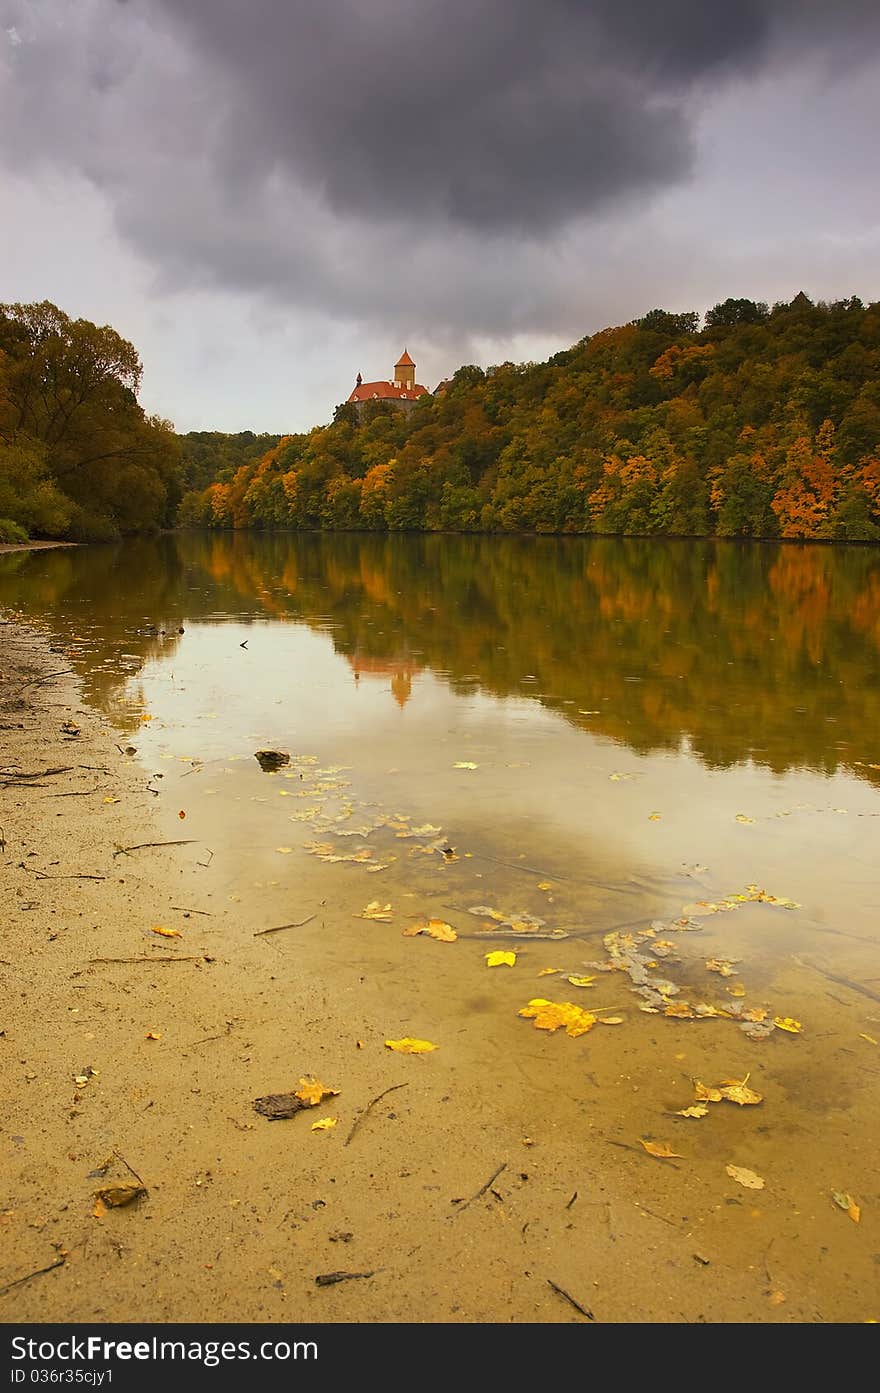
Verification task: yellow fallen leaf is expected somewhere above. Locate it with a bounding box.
[403,918,457,942]
[518,999,596,1038]
[453,761,478,769]
[145,1031,161,1041]
[537,967,562,977]
[310,1117,338,1132]
[140,714,153,723]
[639,1139,684,1159]
[486,950,516,968]
[726,982,747,998]
[726,1164,765,1190]
[859,1033,878,1045]
[664,1002,695,1018]
[294,1076,340,1107]
[768,1290,786,1306]
[275,846,293,854]
[566,974,596,988]
[151,926,181,939]
[357,900,393,921]
[773,1016,802,1034]
[92,1198,107,1220]
[103,796,121,804]
[832,1190,860,1223]
[717,1074,763,1106]
[742,1006,769,1022]
[676,1105,709,1118]
[648,812,662,821]
[536,881,554,891]
[706,958,738,977]
[693,1081,723,1102]
[735,814,756,824]
[385,1038,437,1054]
[599,1016,625,1025]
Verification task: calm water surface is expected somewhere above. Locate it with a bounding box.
[2,532,879,1309]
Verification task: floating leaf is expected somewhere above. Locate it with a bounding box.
[517,999,595,1038]
[151,925,181,939]
[385,1038,437,1054]
[537,881,554,891]
[639,1139,683,1159]
[832,1191,860,1223]
[566,974,596,988]
[294,1077,341,1107]
[357,901,393,921]
[676,1105,709,1118]
[773,1016,802,1034]
[310,1117,338,1132]
[403,918,457,943]
[537,967,562,977]
[726,1164,765,1190]
[735,814,756,825]
[453,761,478,769]
[486,950,516,968]
[664,1002,695,1018]
[717,1075,763,1106]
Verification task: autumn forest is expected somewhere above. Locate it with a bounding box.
[3,293,880,544]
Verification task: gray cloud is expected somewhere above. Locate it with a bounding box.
[1,0,879,359]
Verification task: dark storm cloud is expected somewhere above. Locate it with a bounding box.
[1,0,879,340]
[148,0,879,229]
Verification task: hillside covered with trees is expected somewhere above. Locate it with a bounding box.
[0,301,182,542]
[181,293,880,542]
[3,294,880,544]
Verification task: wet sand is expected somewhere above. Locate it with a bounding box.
[1,619,875,1324]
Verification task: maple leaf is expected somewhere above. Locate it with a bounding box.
[486,950,516,967]
[294,1077,340,1107]
[517,999,596,1038]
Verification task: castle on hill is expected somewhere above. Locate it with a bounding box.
[347,349,429,415]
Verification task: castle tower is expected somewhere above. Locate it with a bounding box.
[394,349,415,390]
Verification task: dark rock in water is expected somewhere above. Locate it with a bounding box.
[253,1092,306,1120]
[254,749,290,773]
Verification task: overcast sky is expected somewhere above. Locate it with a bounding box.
[2,1,879,433]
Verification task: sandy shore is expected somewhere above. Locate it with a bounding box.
[1,621,840,1325]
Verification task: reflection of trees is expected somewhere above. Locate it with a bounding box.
[2,533,879,783]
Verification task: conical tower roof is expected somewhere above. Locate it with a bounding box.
[395,348,415,367]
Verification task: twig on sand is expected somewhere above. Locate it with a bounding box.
[0,1254,66,1297]
[547,1278,595,1321]
[20,865,105,881]
[88,955,208,965]
[344,1083,409,1147]
[253,914,315,937]
[113,839,197,857]
[0,766,74,780]
[171,905,214,916]
[315,1270,375,1287]
[114,1149,148,1192]
[451,1161,508,1214]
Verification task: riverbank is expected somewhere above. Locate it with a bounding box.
[0,617,867,1325]
[0,541,78,555]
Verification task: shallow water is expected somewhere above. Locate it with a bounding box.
[3,531,879,1316]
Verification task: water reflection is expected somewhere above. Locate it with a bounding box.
[1,531,879,779]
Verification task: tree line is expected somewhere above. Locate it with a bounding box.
[3,293,880,543]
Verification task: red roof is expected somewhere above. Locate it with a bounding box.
[395,349,415,367]
[348,380,428,402]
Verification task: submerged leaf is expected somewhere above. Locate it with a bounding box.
[717,1075,763,1106]
[693,1081,723,1103]
[385,1037,437,1054]
[566,974,596,988]
[310,1117,338,1132]
[453,761,478,770]
[600,1016,625,1025]
[537,967,563,977]
[676,1105,709,1119]
[832,1191,861,1223]
[403,918,457,943]
[726,1164,765,1190]
[517,998,595,1038]
[639,1139,683,1159]
[486,950,516,968]
[735,814,756,825]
